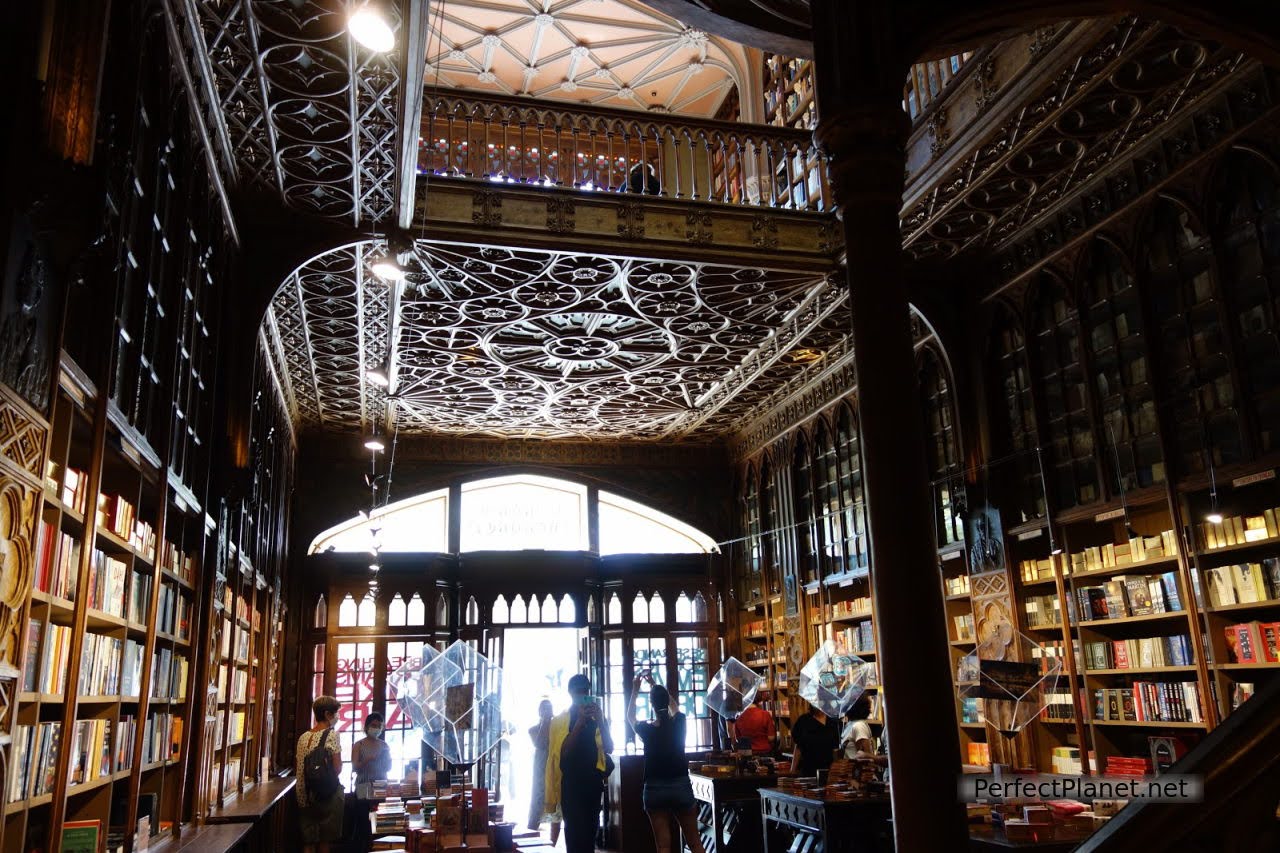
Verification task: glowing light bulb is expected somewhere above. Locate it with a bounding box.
[349,6,395,52]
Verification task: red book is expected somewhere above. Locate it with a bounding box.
[1259,622,1280,663]
[1112,641,1130,669]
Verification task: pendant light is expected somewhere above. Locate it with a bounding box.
[349,2,395,52]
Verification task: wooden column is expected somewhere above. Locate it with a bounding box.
[810,2,968,849]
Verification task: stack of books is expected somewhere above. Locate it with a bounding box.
[1105,756,1153,778]
[1075,574,1181,621]
[1069,531,1178,573]
[376,798,409,835]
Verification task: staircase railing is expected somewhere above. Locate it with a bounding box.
[420,91,833,213]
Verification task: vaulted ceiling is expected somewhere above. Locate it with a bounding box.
[422,0,747,116]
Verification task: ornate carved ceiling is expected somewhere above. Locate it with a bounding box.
[190,0,407,223]
[260,241,848,440]
[423,0,746,116]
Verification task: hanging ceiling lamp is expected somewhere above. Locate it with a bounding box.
[348,2,395,52]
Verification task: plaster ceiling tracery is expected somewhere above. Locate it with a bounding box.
[262,242,849,440]
[423,0,746,117]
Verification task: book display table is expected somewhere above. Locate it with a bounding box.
[759,789,893,853]
[690,771,777,853]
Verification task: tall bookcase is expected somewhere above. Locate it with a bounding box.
[4,365,206,852]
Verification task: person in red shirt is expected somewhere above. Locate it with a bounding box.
[730,702,777,754]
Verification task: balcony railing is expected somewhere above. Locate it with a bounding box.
[419,92,834,213]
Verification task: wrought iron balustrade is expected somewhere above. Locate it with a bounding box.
[419,92,833,213]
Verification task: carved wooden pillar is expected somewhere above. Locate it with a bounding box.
[810,2,968,849]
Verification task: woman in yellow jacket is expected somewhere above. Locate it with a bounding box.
[545,674,614,853]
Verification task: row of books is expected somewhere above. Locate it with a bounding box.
[34,522,80,599]
[1024,593,1062,627]
[80,633,124,696]
[85,550,130,618]
[1069,531,1178,573]
[7,722,61,801]
[953,613,974,641]
[1031,639,1072,674]
[1202,509,1280,549]
[217,665,252,704]
[1042,691,1076,721]
[1092,681,1204,723]
[156,582,193,639]
[160,541,197,583]
[1075,573,1182,621]
[960,696,984,724]
[1051,746,1083,775]
[140,713,183,765]
[1020,555,1061,583]
[151,648,189,700]
[1223,620,1280,664]
[53,466,90,514]
[1204,560,1280,606]
[220,624,251,663]
[1082,635,1194,670]
[128,569,151,623]
[944,574,971,596]
[834,622,874,653]
[95,493,156,561]
[67,718,114,784]
[966,742,991,766]
[23,620,72,694]
[815,598,872,621]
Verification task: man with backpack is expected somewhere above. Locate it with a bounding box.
[298,695,345,852]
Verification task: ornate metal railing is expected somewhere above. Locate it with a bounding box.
[419,92,834,213]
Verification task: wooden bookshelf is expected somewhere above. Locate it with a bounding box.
[1182,474,1280,722]
[4,374,206,853]
[760,53,826,211]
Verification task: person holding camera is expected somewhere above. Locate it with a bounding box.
[545,674,614,853]
[626,671,707,853]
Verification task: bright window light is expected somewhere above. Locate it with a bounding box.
[309,489,448,554]
[598,490,717,555]
[460,474,588,551]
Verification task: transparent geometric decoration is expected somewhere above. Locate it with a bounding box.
[391,640,504,767]
[956,628,1063,738]
[388,644,443,732]
[705,657,763,719]
[798,641,874,719]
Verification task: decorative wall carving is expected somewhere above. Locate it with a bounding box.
[685,211,714,246]
[616,202,645,239]
[472,190,503,226]
[545,197,576,234]
[0,386,47,677]
[751,214,779,249]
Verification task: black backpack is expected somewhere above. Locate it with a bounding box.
[303,730,340,801]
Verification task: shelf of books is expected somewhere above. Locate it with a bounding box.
[202,540,273,813]
[807,568,885,733]
[760,53,825,212]
[5,372,205,853]
[1184,474,1280,722]
[1054,499,1212,772]
[739,593,795,747]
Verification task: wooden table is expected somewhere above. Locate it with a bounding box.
[759,788,893,853]
[689,772,776,853]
